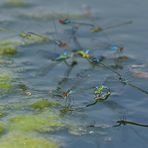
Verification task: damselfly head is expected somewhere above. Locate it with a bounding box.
[119,47,125,52]
[90,26,103,33]
[59,42,68,48]
[59,19,71,25]
[111,45,125,53]
[55,40,68,48]
[76,50,91,59]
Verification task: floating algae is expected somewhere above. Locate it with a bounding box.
[0,47,17,55]
[0,73,13,95]
[0,132,59,148]
[6,0,28,7]
[0,39,19,56]
[0,60,13,65]
[0,34,51,52]
[9,113,64,133]
[0,122,5,134]
[0,99,59,112]
[0,39,21,49]
[0,112,6,118]
[31,99,60,110]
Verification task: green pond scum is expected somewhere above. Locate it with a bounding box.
[0,33,51,51]
[0,112,5,118]
[0,47,17,55]
[0,122,5,134]
[6,0,28,7]
[0,39,20,49]
[0,73,13,95]
[9,115,63,132]
[31,99,60,110]
[0,132,59,148]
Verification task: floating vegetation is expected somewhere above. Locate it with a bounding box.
[0,39,21,48]
[0,47,17,55]
[0,60,13,64]
[0,83,12,91]
[0,73,13,95]
[31,99,60,110]
[17,84,32,96]
[9,113,64,133]
[0,122,5,134]
[0,132,59,148]
[0,33,52,51]
[84,85,112,107]
[6,0,28,7]
[0,112,6,118]
[0,39,20,56]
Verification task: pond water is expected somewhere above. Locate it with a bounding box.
[0,0,148,148]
